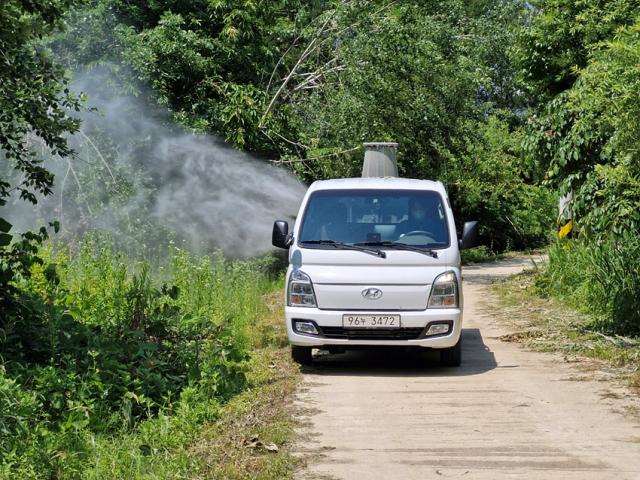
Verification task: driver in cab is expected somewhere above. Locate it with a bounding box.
[395,197,444,242]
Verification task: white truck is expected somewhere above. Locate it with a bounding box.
[272,143,478,367]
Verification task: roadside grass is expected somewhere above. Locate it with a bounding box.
[189,346,301,479]
[0,232,303,479]
[461,246,544,265]
[72,290,302,480]
[90,289,302,480]
[188,290,303,479]
[490,269,640,391]
[461,246,502,264]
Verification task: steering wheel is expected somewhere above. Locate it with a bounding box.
[400,230,436,238]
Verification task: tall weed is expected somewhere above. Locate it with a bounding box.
[0,234,279,478]
[536,233,640,336]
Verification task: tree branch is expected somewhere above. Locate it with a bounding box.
[271,146,361,165]
[78,129,115,182]
[260,14,334,126]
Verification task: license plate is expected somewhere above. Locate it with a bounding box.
[342,314,401,328]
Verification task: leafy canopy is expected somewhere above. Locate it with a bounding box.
[519,1,640,239]
[1,0,83,300]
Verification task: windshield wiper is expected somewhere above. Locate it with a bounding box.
[354,241,439,258]
[301,240,386,258]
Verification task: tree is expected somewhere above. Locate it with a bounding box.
[283,1,524,179]
[0,0,82,299]
[447,116,556,251]
[514,0,639,100]
[51,0,318,155]
[45,0,552,251]
[519,1,640,239]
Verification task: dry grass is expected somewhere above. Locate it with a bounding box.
[488,270,640,392]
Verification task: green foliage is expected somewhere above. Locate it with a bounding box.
[518,1,640,337]
[536,236,640,336]
[0,236,278,477]
[571,163,640,239]
[278,2,555,251]
[1,2,85,389]
[565,22,640,239]
[575,21,640,160]
[517,1,640,234]
[0,220,60,341]
[37,0,556,258]
[460,246,499,264]
[447,116,556,251]
[521,16,640,241]
[288,1,521,182]
[46,0,554,254]
[0,0,83,206]
[514,0,639,98]
[52,0,312,154]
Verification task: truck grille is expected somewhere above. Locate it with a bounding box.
[320,327,423,340]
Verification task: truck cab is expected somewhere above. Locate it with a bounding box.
[272,148,478,367]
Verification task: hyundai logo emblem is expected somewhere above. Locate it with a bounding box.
[361,287,383,300]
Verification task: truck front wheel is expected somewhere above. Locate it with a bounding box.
[291,346,313,365]
[439,337,462,367]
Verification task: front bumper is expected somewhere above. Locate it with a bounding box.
[285,306,462,348]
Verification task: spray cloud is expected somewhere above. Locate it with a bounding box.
[4,67,306,258]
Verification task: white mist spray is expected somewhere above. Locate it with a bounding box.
[3,67,306,257]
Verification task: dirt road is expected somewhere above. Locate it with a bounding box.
[295,257,640,479]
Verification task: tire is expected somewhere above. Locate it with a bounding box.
[440,337,462,367]
[291,345,313,366]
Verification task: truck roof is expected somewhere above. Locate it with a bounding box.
[307,177,447,195]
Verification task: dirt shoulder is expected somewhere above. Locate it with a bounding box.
[486,260,640,396]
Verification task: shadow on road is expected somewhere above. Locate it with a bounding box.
[304,328,496,377]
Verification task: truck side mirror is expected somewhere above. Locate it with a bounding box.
[272,220,292,249]
[459,221,479,250]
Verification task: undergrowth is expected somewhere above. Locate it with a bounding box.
[0,234,287,478]
[460,245,500,264]
[535,235,640,336]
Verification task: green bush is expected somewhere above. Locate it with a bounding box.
[0,235,278,477]
[447,116,557,251]
[536,234,640,336]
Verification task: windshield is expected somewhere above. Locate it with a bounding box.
[298,189,450,248]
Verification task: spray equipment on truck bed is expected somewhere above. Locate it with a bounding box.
[362,142,398,178]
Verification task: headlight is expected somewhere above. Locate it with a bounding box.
[288,270,317,307]
[428,271,458,308]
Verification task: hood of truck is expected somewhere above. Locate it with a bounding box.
[290,246,457,311]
